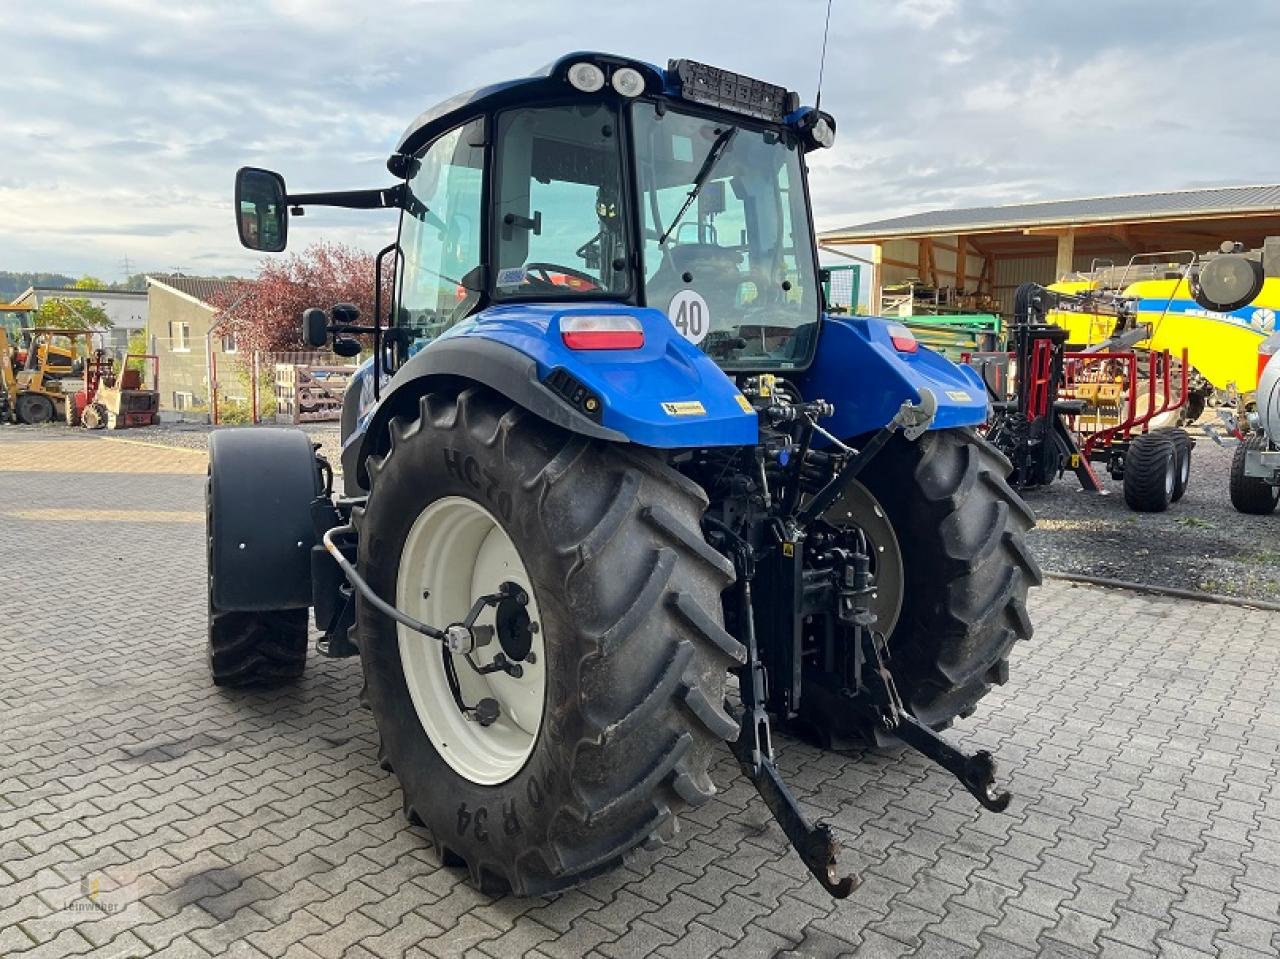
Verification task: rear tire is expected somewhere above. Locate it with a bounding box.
[1230,434,1279,515]
[858,428,1041,730]
[1123,432,1177,512]
[356,387,741,895]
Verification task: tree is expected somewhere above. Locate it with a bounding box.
[210,242,388,356]
[33,297,112,332]
[73,275,107,290]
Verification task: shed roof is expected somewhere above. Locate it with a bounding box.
[822,184,1280,243]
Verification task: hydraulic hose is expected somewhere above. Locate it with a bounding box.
[322,523,447,640]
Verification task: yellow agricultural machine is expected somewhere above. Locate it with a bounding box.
[0,327,93,424]
[1047,248,1278,420]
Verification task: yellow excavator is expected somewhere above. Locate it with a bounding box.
[0,325,93,424]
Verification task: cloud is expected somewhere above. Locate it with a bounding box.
[1,0,1279,278]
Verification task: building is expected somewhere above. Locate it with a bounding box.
[145,275,247,414]
[820,184,1280,316]
[10,287,147,351]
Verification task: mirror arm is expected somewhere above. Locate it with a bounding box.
[286,184,405,212]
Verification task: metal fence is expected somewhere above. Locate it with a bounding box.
[144,335,354,424]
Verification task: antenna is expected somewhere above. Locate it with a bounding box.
[815,0,834,111]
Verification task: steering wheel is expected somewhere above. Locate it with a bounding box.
[524,262,601,291]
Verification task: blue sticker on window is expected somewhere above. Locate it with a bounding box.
[497,267,527,287]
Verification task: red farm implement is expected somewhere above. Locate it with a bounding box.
[969,282,1194,512]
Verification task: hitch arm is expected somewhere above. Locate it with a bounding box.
[730,728,857,899]
[719,536,857,899]
[891,714,1011,812]
[859,630,1012,812]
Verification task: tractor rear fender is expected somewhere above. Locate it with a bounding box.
[208,428,319,611]
[791,316,989,440]
[341,303,758,491]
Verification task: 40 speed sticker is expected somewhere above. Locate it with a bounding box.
[668,289,710,345]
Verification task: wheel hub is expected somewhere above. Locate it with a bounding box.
[396,496,546,786]
[495,587,535,662]
[823,479,904,637]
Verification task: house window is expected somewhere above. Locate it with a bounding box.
[173,391,194,410]
[221,333,237,354]
[170,321,191,352]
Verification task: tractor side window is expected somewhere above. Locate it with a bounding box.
[492,103,629,299]
[398,119,485,342]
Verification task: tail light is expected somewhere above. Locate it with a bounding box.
[886,323,918,353]
[561,315,645,351]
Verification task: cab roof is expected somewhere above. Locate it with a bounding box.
[390,52,802,174]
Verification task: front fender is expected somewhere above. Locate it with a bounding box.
[792,316,988,440]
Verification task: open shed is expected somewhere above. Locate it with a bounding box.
[820,184,1280,317]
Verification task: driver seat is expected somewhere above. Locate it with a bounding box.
[646,243,744,319]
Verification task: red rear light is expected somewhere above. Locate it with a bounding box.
[561,315,645,350]
[886,323,918,353]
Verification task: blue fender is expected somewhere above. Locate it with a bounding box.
[341,303,758,486]
[791,316,988,441]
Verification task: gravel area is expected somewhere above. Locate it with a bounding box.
[1022,421,1280,605]
[117,420,346,469]
[36,416,1277,604]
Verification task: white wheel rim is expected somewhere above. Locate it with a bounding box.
[396,496,546,785]
[1165,453,1176,497]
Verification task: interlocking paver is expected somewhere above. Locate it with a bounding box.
[4,432,1280,958]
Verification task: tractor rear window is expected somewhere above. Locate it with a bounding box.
[632,103,819,369]
[492,103,630,300]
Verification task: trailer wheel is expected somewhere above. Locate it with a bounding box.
[1230,434,1279,515]
[1167,427,1192,502]
[65,393,82,426]
[1123,432,1177,512]
[356,387,740,896]
[15,393,54,425]
[855,428,1041,730]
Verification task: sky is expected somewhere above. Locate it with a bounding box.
[3,0,1280,280]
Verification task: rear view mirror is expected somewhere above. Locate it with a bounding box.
[235,167,288,252]
[301,308,328,348]
[698,180,727,218]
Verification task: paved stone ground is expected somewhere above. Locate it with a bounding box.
[1,431,1278,958]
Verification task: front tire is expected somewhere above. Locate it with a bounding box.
[16,393,54,425]
[205,476,309,687]
[357,388,741,895]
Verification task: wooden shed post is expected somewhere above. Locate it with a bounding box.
[1055,228,1076,281]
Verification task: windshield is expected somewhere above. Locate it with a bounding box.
[493,103,630,299]
[633,103,819,369]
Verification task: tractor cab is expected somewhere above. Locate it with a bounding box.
[237,55,835,377]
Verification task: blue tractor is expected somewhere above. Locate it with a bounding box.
[209,54,1040,897]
